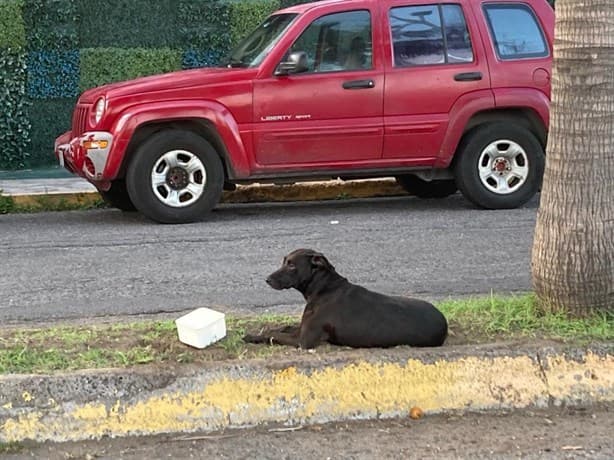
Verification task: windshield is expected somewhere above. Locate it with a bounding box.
[225,13,298,68]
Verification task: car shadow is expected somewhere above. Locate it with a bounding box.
[31,193,539,226]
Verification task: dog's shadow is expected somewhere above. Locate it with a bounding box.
[244,323,472,348]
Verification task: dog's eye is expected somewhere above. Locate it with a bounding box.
[286,261,296,269]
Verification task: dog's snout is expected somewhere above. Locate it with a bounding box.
[266,270,287,290]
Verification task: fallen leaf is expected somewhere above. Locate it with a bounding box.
[409,406,424,420]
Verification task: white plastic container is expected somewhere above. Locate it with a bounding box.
[175,307,227,349]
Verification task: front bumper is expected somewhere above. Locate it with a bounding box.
[55,131,114,183]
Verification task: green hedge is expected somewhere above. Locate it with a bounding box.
[0,0,26,49]
[27,98,74,167]
[178,0,232,54]
[77,0,183,48]
[229,0,280,46]
[79,47,182,91]
[2,0,335,170]
[0,51,31,169]
[24,0,78,50]
[279,0,319,6]
[27,50,80,98]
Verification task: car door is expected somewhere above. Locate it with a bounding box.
[382,1,491,161]
[252,7,383,168]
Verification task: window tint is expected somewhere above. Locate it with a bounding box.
[289,10,372,73]
[442,5,473,63]
[390,4,473,67]
[228,14,297,67]
[484,4,548,59]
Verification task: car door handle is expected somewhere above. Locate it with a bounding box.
[342,79,375,89]
[454,72,483,82]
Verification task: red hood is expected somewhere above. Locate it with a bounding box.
[79,67,257,103]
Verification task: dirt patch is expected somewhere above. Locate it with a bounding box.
[4,405,613,459]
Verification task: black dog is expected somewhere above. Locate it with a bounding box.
[243,249,448,349]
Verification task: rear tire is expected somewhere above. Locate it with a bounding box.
[126,130,224,224]
[395,174,458,198]
[98,180,136,212]
[454,123,545,209]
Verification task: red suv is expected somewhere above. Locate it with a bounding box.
[55,0,554,223]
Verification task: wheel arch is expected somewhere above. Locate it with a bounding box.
[449,110,547,170]
[436,89,549,168]
[462,108,547,148]
[104,101,251,182]
[118,119,234,182]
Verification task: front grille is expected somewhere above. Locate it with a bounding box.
[71,104,89,136]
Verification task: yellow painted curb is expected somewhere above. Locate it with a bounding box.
[221,179,407,203]
[1,351,612,443]
[11,192,102,209]
[5,179,407,211]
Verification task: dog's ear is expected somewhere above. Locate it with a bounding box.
[311,254,334,271]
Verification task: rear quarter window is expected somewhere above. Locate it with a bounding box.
[483,3,548,60]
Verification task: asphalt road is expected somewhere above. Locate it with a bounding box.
[0,194,539,325]
[5,406,612,459]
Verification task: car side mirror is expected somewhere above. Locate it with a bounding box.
[275,51,309,76]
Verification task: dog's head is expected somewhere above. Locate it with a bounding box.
[266,248,335,291]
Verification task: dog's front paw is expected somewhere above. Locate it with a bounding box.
[242,334,266,344]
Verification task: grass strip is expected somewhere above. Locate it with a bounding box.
[0,294,611,374]
[439,293,612,342]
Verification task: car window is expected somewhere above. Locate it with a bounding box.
[227,14,298,68]
[289,10,372,73]
[442,5,473,63]
[483,4,548,60]
[390,4,473,67]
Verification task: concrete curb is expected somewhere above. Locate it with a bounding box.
[1,343,612,443]
[6,179,408,209]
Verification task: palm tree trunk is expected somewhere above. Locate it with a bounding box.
[531,0,614,315]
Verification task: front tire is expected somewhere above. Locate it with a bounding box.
[98,180,136,212]
[126,130,224,224]
[454,123,545,209]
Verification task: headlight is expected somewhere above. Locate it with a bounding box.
[91,97,106,125]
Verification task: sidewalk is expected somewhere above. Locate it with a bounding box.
[0,167,91,192]
[0,177,96,195]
